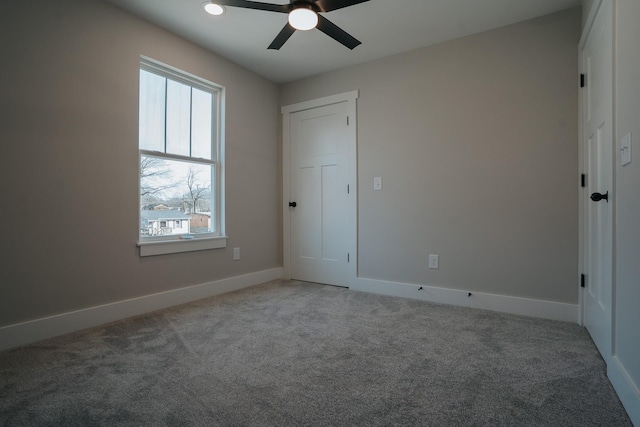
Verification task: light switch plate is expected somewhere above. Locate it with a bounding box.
[429,254,439,269]
[621,133,632,166]
[373,176,382,191]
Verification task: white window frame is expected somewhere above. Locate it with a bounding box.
[137,57,226,257]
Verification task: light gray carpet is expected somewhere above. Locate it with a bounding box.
[0,280,631,426]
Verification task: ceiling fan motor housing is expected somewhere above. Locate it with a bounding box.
[291,0,320,13]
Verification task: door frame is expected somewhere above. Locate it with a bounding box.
[578,0,614,340]
[282,91,358,286]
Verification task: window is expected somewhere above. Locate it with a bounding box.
[138,57,225,256]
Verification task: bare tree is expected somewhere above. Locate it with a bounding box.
[185,167,210,213]
[140,156,174,200]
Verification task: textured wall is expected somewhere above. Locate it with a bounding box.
[0,0,281,325]
[281,8,581,303]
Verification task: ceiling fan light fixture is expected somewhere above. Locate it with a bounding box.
[203,2,225,16]
[288,7,318,31]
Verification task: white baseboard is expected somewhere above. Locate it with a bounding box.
[352,277,579,323]
[0,268,283,352]
[609,356,640,426]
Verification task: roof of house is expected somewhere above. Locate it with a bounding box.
[140,210,191,221]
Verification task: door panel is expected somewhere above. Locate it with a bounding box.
[290,102,349,286]
[321,164,340,262]
[582,0,613,362]
[297,165,317,260]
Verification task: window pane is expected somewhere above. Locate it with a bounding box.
[166,80,191,157]
[140,155,213,238]
[191,88,213,160]
[139,70,166,152]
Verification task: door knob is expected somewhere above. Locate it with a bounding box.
[590,191,609,202]
[289,201,297,207]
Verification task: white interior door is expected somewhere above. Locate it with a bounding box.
[582,0,613,362]
[288,101,351,286]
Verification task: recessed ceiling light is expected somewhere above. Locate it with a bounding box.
[203,2,225,16]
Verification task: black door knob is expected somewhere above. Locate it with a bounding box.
[289,201,297,207]
[590,191,609,202]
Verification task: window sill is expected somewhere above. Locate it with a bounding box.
[137,236,227,257]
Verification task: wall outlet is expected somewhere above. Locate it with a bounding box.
[429,254,439,269]
[233,247,240,260]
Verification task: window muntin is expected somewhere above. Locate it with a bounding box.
[138,58,224,249]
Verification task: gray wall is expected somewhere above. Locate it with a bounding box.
[281,8,581,304]
[0,0,281,326]
[613,0,640,410]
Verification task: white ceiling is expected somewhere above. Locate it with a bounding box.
[102,0,581,84]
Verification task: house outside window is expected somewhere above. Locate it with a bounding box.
[138,57,226,256]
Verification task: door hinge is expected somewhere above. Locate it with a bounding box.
[347,184,350,194]
[347,253,350,263]
[580,74,586,88]
[581,274,586,288]
[346,116,349,126]
[581,173,586,188]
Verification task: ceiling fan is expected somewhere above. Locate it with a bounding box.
[210,0,370,50]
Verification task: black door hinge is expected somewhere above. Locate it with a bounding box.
[347,116,349,126]
[347,253,350,263]
[580,74,586,88]
[581,174,586,188]
[581,274,586,288]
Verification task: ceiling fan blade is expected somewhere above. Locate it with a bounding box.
[268,23,296,50]
[314,0,369,13]
[215,0,289,13]
[316,14,361,49]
